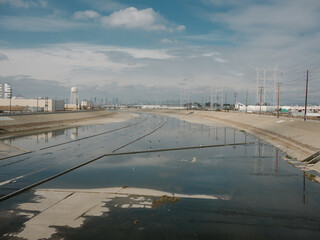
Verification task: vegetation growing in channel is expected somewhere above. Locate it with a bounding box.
[286,154,292,159]
[306,173,316,182]
[152,195,180,208]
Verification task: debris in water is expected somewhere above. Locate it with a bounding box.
[133,220,139,224]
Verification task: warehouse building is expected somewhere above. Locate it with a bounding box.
[0,98,65,112]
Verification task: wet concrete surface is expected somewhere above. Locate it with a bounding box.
[0,112,320,239]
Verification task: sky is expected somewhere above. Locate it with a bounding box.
[0,0,320,105]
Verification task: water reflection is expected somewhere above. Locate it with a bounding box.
[245,133,247,154]
[71,128,78,140]
[275,148,279,174]
[0,127,92,153]
[303,171,306,204]
[215,126,218,141]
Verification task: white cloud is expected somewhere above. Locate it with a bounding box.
[101,7,163,30]
[161,38,179,44]
[203,52,219,57]
[0,4,185,33]
[73,10,100,20]
[214,57,226,63]
[232,72,244,76]
[0,44,174,89]
[112,47,173,60]
[209,1,320,35]
[0,0,47,8]
[39,0,47,8]
[202,52,226,62]
[176,25,186,31]
[101,7,185,32]
[0,53,9,61]
[1,42,319,104]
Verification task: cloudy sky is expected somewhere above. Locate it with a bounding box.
[0,0,319,105]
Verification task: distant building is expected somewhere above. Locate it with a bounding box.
[65,104,79,110]
[237,103,276,112]
[81,100,94,109]
[0,83,12,99]
[4,83,12,99]
[0,98,65,112]
[140,105,185,110]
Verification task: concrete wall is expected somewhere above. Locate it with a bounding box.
[0,98,65,112]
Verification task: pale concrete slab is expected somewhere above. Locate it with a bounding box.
[12,187,226,239]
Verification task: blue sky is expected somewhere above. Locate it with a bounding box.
[0,0,320,104]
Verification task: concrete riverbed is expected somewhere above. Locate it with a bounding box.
[0,111,320,239]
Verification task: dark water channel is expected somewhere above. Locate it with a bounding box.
[0,112,320,239]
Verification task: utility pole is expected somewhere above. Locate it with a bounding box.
[187,88,190,110]
[215,89,218,110]
[180,88,183,108]
[277,83,280,118]
[9,96,12,115]
[259,87,264,116]
[234,92,237,110]
[245,90,248,114]
[210,86,213,109]
[304,70,309,122]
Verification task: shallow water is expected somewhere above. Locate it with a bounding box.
[0,112,320,239]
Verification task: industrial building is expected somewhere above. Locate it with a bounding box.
[0,83,12,99]
[0,98,65,112]
[0,83,65,112]
[236,102,320,116]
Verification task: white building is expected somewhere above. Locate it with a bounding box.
[0,98,65,112]
[236,102,320,116]
[81,100,94,109]
[4,83,12,99]
[236,102,277,113]
[140,105,185,110]
[64,104,79,110]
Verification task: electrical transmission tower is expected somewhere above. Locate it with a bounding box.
[256,66,278,106]
[259,87,264,115]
